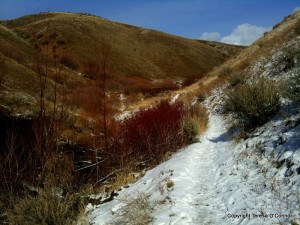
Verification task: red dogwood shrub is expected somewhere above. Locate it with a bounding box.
[121,100,187,163]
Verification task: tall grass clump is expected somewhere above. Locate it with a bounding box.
[183,103,208,143]
[111,192,153,225]
[7,190,84,225]
[225,77,281,129]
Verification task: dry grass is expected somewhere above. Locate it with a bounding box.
[186,11,300,99]
[166,180,175,189]
[189,103,208,134]
[6,190,85,225]
[112,192,154,225]
[3,12,242,80]
[0,11,243,133]
[108,168,141,192]
[142,10,300,117]
[43,152,76,190]
[1,12,300,225]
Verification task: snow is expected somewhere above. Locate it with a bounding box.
[114,110,132,121]
[170,94,180,104]
[86,113,234,224]
[86,105,300,224]
[84,35,300,225]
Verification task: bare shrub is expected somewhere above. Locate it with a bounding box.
[0,118,39,201]
[43,152,76,191]
[225,78,280,129]
[109,100,207,171]
[0,130,26,196]
[121,100,186,163]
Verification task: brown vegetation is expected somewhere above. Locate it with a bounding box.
[3,12,242,80]
[225,78,281,129]
[119,100,187,163]
[0,9,299,225]
[7,190,84,225]
[0,54,6,85]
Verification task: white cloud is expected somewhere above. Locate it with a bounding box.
[294,7,300,12]
[220,23,271,46]
[200,23,271,46]
[199,32,221,41]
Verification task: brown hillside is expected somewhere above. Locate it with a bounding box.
[2,12,244,80]
[126,10,300,111]
[0,22,81,116]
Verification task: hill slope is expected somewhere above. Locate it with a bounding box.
[2,12,244,79]
[86,11,300,225]
[0,12,244,117]
[0,22,81,116]
[127,10,300,111]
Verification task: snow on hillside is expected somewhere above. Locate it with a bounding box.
[85,38,300,225]
[86,112,233,224]
[85,100,300,225]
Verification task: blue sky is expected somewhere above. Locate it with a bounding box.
[0,0,299,45]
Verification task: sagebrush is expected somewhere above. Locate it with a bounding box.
[225,78,281,128]
[286,68,300,101]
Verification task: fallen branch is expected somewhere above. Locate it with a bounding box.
[77,160,105,171]
[94,169,122,186]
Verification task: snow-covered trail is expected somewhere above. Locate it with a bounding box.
[151,114,235,224]
[192,115,236,225]
[86,113,237,225]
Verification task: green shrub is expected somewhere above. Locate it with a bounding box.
[229,72,247,87]
[183,119,199,143]
[295,20,300,35]
[286,69,300,101]
[296,49,300,67]
[281,49,295,71]
[225,78,281,129]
